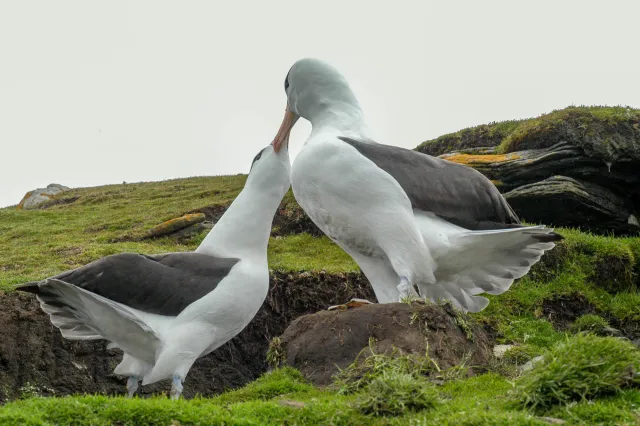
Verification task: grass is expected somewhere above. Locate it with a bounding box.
[352,372,440,416]
[4,366,638,425]
[514,334,640,409]
[1,158,640,423]
[417,105,640,160]
[0,177,357,288]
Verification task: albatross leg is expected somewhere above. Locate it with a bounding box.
[397,276,421,302]
[327,298,375,311]
[170,374,184,400]
[126,376,140,398]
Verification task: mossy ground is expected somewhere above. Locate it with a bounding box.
[417,105,640,158]
[1,174,639,424]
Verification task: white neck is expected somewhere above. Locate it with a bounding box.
[195,181,282,260]
[305,99,371,141]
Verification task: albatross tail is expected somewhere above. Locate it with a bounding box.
[16,279,160,362]
[418,224,563,313]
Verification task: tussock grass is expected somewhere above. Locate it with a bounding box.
[352,372,440,416]
[515,334,640,409]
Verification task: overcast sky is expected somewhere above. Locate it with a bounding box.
[1,0,639,208]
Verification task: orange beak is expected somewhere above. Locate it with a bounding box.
[272,106,299,152]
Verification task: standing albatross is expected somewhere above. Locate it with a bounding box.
[271,58,563,313]
[15,142,291,399]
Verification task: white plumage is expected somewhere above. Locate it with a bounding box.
[16,143,291,399]
[271,58,562,313]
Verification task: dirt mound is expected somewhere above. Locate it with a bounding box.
[0,271,375,402]
[277,302,493,386]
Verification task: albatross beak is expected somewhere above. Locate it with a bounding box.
[272,106,299,153]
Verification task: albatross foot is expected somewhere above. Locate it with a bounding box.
[170,375,184,400]
[126,376,140,398]
[327,298,374,311]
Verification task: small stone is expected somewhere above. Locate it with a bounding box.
[539,417,566,424]
[520,355,544,373]
[493,344,515,359]
[278,400,305,409]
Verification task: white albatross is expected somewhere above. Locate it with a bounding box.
[15,142,291,400]
[270,58,563,313]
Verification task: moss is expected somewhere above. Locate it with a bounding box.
[416,106,640,165]
[570,314,611,335]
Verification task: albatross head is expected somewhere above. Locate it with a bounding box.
[246,138,291,196]
[272,58,363,152]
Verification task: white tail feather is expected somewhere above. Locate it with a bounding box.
[416,214,558,313]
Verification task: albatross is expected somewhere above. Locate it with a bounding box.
[271,58,563,313]
[15,142,291,399]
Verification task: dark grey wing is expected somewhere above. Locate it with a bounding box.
[339,136,521,230]
[17,252,240,316]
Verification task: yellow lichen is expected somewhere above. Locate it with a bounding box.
[16,191,34,210]
[146,213,206,237]
[443,153,521,165]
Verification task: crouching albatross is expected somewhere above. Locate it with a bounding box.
[271,57,563,313]
[15,142,291,399]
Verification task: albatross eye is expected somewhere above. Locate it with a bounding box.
[284,72,290,92]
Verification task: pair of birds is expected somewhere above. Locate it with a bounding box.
[16,58,562,400]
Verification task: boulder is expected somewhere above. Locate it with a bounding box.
[17,184,70,210]
[416,107,640,235]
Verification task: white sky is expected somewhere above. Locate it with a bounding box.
[1,0,639,208]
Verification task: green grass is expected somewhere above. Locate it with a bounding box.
[514,334,640,409]
[4,366,638,425]
[0,177,356,288]
[1,168,640,424]
[416,105,640,159]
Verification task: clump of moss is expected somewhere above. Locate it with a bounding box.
[352,371,440,416]
[569,314,610,335]
[515,334,640,409]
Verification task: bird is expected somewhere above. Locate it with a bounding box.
[270,57,563,313]
[15,142,291,400]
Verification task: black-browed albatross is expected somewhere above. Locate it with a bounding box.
[15,142,291,400]
[271,58,563,313]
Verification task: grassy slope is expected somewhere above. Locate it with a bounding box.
[1,173,639,424]
[416,105,640,156]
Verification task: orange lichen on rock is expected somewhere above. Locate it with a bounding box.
[16,191,34,210]
[145,213,206,238]
[443,153,521,165]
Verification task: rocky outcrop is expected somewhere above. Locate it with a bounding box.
[417,107,640,235]
[17,184,70,210]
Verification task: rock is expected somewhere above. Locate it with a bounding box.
[519,355,545,374]
[493,344,516,359]
[143,213,206,239]
[504,176,637,234]
[416,106,640,236]
[17,183,70,210]
[277,302,492,386]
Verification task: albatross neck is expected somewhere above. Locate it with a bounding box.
[306,101,369,139]
[195,183,282,260]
